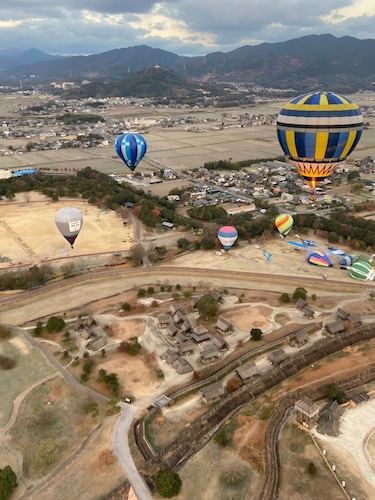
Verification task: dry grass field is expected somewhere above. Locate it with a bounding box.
[278,422,346,500]
[0,196,132,266]
[0,329,56,428]
[9,376,108,479]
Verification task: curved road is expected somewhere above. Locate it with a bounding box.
[113,403,152,500]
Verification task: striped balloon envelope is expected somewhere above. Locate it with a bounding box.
[306,251,332,267]
[275,213,294,236]
[276,92,363,189]
[114,133,147,172]
[217,226,238,250]
[349,261,375,281]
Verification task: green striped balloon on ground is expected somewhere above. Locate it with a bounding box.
[349,261,375,281]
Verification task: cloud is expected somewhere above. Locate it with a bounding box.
[1,1,375,56]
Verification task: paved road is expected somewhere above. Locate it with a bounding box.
[113,403,152,500]
[15,327,109,403]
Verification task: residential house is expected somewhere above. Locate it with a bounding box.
[236,361,259,382]
[173,310,186,326]
[348,314,362,326]
[289,330,309,348]
[81,326,94,340]
[317,401,345,436]
[180,320,191,334]
[325,320,345,335]
[303,307,315,319]
[87,335,106,351]
[349,392,370,408]
[268,349,288,365]
[193,325,209,336]
[166,324,178,338]
[169,302,181,316]
[175,331,188,344]
[202,382,225,403]
[160,349,179,365]
[211,291,224,303]
[336,308,349,321]
[86,315,98,328]
[172,357,194,374]
[191,296,201,309]
[190,332,212,344]
[157,315,171,329]
[211,335,229,351]
[215,317,233,335]
[200,346,220,364]
[179,341,195,356]
[294,396,319,427]
[296,299,307,310]
[74,319,85,332]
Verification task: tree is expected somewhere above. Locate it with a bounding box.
[197,294,218,320]
[46,316,65,333]
[250,328,263,341]
[292,287,307,302]
[0,465,18,499]
[279,293,291,303]
[155,469,182,498]
[33,321,43,337]
[177,238,190,250]
[347,170,360,182]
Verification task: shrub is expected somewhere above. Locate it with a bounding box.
[279,293,291,303]
[155,469,182,498]
[0,355,16,370]
[214,428,231,447]
[0,325,11,340]
[307,462,317,476]
[250,328,263,341]
[121,302,132,312]
[226,376,242,393]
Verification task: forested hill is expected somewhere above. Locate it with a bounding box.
[3,35,375,92]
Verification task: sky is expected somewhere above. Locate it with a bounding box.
[1,1,375,56]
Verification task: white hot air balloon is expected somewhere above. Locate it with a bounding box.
[55,207,83,248]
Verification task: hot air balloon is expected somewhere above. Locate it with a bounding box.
[55,207,83,249]
[275,214,294,237]
[339,255,353,269]
[354,253,375,265]
[306,251,332,267]
[217,226,238,250]
[114,133,147,172]
[349,261,375,281]
[276,92,363,191]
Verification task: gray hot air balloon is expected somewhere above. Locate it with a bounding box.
[55,207,83,248]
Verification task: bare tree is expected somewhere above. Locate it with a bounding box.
[23,192,31,205]
[130,243,145,266]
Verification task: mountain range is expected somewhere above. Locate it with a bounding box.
[2,34,375,93]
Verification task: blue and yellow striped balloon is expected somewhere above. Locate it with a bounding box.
[276,92,363,188]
